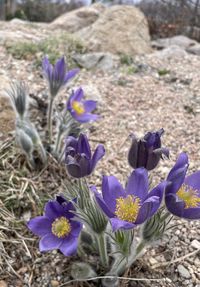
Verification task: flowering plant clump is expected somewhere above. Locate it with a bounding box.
[6,56,98,167]
[6,55,200,285]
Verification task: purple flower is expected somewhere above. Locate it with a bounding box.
[128,129,169,171]
[65,133,105,178]
[27,197,82,256]
[67,88,99,123]
[165,152,200,219]
[94,168,166,231]
[42,56,79,97]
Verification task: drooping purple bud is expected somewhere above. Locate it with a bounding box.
[65,133,105,178]
[128,129,169,171]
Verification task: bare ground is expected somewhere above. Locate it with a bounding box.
[0,31,200,287]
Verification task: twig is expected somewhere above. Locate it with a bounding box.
[153,248,200,268]
[58,275,168,287]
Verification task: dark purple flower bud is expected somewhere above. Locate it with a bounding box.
[93,168,166,231]
[42,56,79,98]
[165,152,200,219]
[27,196,82,256]
[67,88,99,123]
[128,129,169,171]
[65,134,105,178]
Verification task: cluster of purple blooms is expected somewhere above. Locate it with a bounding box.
[28,127,200,256]
[26,56,200,277]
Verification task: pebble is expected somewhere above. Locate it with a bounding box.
[191,239,200,249]
[50,280,59,287]
[0,281,7,287]
[177,264,191,279]
[149,257,158,265]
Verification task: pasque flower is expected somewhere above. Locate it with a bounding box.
[165,152,200,219]
[42,56,79,98]
[65,133,105,178]
[28,197,82,256]
[67,88,99,123]
[94,168,166,231]
[128,128,169,171]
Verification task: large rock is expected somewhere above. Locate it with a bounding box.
[76,5,152,56]
[50,3,105,33]
[152,35,197,50]
[72,52,117,71]
[0,21,48,45]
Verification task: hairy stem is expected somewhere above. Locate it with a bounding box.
[47,97,54,145]
[96,233,109,268]
[54,129,62,156]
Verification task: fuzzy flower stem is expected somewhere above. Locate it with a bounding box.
[54,128,62,156]
[47,97,54,145]
[96,233,109,268]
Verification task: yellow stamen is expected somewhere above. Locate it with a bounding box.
[177,184,200,209]
[115,195,141,223]
[51,217,71,238]
[72,101,85,115]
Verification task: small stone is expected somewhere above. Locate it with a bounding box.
[0,281,7,287]
[191,239,200,249]
[51,280,59,287]
[149,257,158,265]
[177,264,191,279]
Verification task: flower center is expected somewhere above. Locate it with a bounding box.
[177,184,200,209]
[115,195,141,223]
[72,101,85,115]
[51,217,71,238]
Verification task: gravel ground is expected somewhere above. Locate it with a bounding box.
[0,42,200,287]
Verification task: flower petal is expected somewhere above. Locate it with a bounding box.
[72,87,84,102]
[54,57,65,81]
[167,152,188,182]
[102,175,125,213]
[59,235,78,256]
[39,233,62,252]
[84,100,97,113]
[66,161,82,178]
[74,113,99,123]
[182,207,200,219]
[126,168,148,200]
[110,218,135,232]
[44,201,64,221]
[42,56,52,80]
[184,171,200,191]
[135,196,160,224]
[27,216,51,236]
[94,189,115,218]
[143,181,166,216]
[77,134,91,159]
[165,193,186,217]
[90,144,105,172]
[70,221,82,237]
[64,69,79,83]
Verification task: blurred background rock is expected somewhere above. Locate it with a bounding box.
[0,0,200,41]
